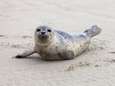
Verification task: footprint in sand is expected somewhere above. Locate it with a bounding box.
[105,59,115,63]
[0,35,6,37]
[65,62,91,71]
[65,63,101,71]
[88,38,107,51]
[21,35,32,39]
[0,35,33,49]
[109,51,115,54]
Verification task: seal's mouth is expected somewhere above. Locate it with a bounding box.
[38,35,49,41]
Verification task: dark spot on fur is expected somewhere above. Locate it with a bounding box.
[94,64,100,67]
[58,51,74,60]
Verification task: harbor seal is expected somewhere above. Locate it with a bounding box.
[15,25,101,60]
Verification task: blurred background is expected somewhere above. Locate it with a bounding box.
[0,0,115,37]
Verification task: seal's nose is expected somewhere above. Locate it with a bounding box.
[41,32,46,35]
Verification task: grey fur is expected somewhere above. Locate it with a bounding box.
[84,25,102,37]
[15,25,102,60]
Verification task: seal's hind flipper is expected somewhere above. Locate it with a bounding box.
[84,25,102,38]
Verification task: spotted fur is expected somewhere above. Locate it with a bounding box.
[15,25,101,60]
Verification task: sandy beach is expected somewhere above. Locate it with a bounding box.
[0,0,115,86]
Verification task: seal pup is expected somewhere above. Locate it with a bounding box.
[15,25,101,60]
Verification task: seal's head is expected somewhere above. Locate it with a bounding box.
[35,25,54,45]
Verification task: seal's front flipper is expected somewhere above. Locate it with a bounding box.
[84,25,102,38]
[15,50,35,58]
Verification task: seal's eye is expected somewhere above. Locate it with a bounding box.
[36,29,41,32]
[48,29,51,32]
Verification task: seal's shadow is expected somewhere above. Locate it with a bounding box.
[14,54,70,62]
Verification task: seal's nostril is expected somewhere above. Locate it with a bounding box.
[41,32,45,35]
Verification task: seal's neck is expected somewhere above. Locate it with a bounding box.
[35,36,55,48]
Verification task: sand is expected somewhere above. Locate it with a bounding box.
[0,0,115,86]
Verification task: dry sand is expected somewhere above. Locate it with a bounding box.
[0,0,115,86]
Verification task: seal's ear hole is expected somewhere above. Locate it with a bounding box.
[36,29,41,32]
[48,29,51,32]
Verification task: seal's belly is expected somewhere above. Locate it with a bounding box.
[39,41,90,60]
[39,52,62,60]
[39,46,62,60]
[38,36,90,60]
